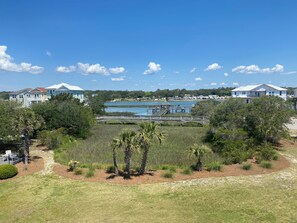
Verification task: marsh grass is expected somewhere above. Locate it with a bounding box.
[55,124,220,168]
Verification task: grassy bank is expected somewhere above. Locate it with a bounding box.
[55,124,220,168]
[0,145,297,222]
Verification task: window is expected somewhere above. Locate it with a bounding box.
[242,91,246,95]
[19,95,23,98]
[280,91,282,95]
[234,92,237,95]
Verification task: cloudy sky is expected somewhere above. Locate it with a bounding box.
[1,0,297,91]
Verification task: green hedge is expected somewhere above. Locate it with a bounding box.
[0,164,18,179]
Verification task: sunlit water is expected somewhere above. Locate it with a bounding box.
[104,101,198,116]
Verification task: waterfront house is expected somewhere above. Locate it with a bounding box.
[9,87,47,107]
[232,84,287,102]
[46,83,84,102]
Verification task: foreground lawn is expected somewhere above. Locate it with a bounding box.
[1,143,297,223]
[55,124,218,168]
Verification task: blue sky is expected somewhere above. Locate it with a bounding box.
[1,0,297,91]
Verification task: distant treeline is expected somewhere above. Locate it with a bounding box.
[1,86,295,102]
[85,87,235,101]
[0,92,9,100]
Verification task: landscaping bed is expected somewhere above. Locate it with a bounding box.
[53,154,289,185]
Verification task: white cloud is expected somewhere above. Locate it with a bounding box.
[91,79,97,82]
[210,82,217,86]
[77,63,108,75]
[232,82,239,86]
[220,82,226,86]
[195,77,202,81]
[46,51,51,57]
[0,45,44,74]
[224,72,228,77]
[232,64,284,74]
[109,67,125,74]
[173,70,180,74]
[143,62,161,75]
[204,63,222,71]
[56,65,76,73]
[190,67,197,73]
[111,76,125,81]
[281,71,297,75]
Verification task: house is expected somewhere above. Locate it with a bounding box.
[9,83,84,107]
[9,87,47,107]
[294,88,297,97]
[46,83,84,102]
[9,88,32,107]
[232,84,287,102]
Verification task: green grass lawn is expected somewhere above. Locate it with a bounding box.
[1,144,297,222]
[55,124,220,168]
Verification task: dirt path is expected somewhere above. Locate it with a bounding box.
[30,144,55,176]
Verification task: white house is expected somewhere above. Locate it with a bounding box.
[9,87,47,107]
[46,83,85,102]
[9,83,85,107]
[232,84,287,102]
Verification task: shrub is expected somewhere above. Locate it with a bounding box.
[272,154,279,161]
[181,167,193,175]
[205,162,223,171]
[260,161,272,169]
[85,165,95,178]
[68,160,79,171]
[241,163,252,171]
[162,171,174,178]
[74,168,83,175]
[0,164,18,179]
[38,128,73,150]
[160,165,176,172]
[255,144,278,164]
[106,165,115,174]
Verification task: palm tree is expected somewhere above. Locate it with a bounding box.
[119,129,139,179]
[110,138,121,175]
[138,122,164,175]
[189,144,212,171]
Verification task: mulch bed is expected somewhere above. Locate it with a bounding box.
[0,156,44,182]
[53,154,290,185]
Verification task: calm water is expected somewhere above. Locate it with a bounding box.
[105,101,198,116]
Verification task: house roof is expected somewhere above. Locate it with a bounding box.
[46,83,84,91]
[231,85,261,91]
[9,88,32,95]
[30,87,47,93]
[232,84,287,92]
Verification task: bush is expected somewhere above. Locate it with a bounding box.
[260,161,272,169]
[160,165,176,172]
[255,144,277,163]
[272,154,279,161]
[241,163,252,171]
[106,165,115,174]
[68,160,79,171]
[85,165,95,178]
[74,168,83,175]
[181,167,193,175]
[0,164,18,179]
[162,171,174,178]
[205,162,223,171]
[38,128,73,150]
